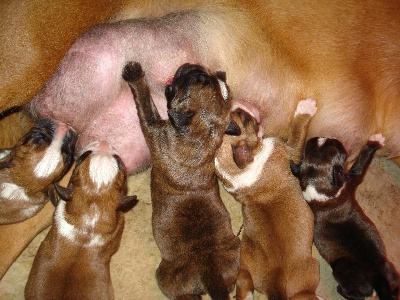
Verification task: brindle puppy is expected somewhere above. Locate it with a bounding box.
[123,62,240,300]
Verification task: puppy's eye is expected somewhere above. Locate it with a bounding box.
[165,85,176,107]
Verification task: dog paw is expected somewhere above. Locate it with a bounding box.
[368,133,385,148]
[122,61,144,82]
[295,98,317,116]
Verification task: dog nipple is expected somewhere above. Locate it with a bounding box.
[233,141,253,169]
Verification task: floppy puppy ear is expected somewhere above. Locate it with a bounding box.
[215,71,226,82]
[118,195,138,213]
[54,183,73,202]
[168,110,195,128]
[332,164,347,188]
[290,160,301,178]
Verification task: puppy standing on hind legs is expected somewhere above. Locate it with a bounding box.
[123,61,240,300]
[215,98,321,300]
[290,134,400,300]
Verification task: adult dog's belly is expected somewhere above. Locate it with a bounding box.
[25,2,400,175]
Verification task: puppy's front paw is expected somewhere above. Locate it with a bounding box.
[368,133,385,148]
[295,98,317,117]
[122,61,144,82]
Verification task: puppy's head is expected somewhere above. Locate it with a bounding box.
[290,137,348,202]
[215,108,263,193]
[50,141,137,213]
[165,63,231,138]
[2,118,76,191]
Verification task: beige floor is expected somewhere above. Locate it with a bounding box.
[0,157,399,300]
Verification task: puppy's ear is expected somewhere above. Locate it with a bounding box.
[48,184,61,207]
[215,71,226,82]
[225,120,241,136]
[118,195,138,213]
[290,160,301,178]
[168,110,195,128]
[54,183,73,202]
[332,165,347,188]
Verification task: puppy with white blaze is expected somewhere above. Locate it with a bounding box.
[291,134,400,300]
[215,99,320,300]
[0,118,76,224]
[25,141,138,300]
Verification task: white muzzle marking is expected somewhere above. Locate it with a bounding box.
[217,78,229,101]
[89,155,119,190]
[34,139,63,178]
[215,138,275,193]
[1,183,30,202]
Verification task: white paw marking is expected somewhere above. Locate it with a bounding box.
[0,183,29,202]
[215,138,275,193]
[34,139,63,178]
[0,149,11,160]
[317,137,327,147]
[217,78,229,101]
[89,155,119,190]
[369,133,385,147]
[295,98,317,117]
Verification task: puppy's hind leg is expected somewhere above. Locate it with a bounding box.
[235,269,254,300]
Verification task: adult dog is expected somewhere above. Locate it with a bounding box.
[0,0,399,282]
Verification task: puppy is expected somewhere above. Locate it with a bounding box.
[123,62,240,299]
[291,135,400,300]
[0,118,76,224]
[215,99,320,300]
[25,141,138,300]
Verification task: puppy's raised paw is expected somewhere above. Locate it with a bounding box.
[368,133,385,148]
[295,98,317,117]
[122,61,144,83]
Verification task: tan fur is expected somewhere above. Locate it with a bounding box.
[215,102,319,299]
[0,0,399,282]
[25,146,137,300]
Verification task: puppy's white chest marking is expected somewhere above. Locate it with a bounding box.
[215,138,275,193]
[89,155,118,190]
[302,184,345,202]
[0,149,11,160]
[0,183,30,202]
[34,139,63,178]
[55,200,105,247]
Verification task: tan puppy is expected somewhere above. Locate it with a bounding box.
[123,62,240,300]
[215,99,320,300]
[0,118,76,224]
[25,141,138,300]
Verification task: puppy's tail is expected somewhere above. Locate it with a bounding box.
[373,261,400,300]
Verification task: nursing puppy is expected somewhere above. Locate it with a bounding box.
[0,118,76,224]
[215,99,320,300]
[25,141,138,300]
[123,62,240,299]
[291,135,400,300]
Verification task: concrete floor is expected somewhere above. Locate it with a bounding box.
[0,157,398,299]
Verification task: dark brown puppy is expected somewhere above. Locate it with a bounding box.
[25,141,138,300]
[123,62,240,300]
[291,135,400,300]
[215,99,320,300]
[0,118,76,224]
